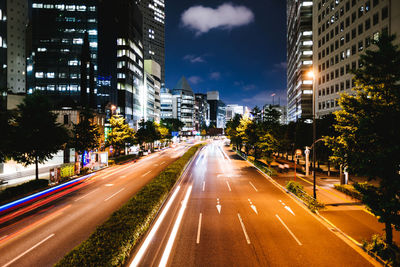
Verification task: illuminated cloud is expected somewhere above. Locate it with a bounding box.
[188,76,203,84]
[183,54,206,63]
[209,72,221,80]
[181,3,255,35]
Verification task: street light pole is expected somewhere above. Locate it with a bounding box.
[308,70,317,199]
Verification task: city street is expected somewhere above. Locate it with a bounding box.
[130,141,378,267]
[0,145,190,267]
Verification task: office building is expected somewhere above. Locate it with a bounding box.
[98,0,144,128]
[137,0,165,84]
[172,77,195,134]
[194,93,210,132]
[144,59,161,122]
[313,0,400,117]
[226,104,244,121]
[28,2,99,108]
[207,91,226,129]
[0,0,28,109]
[287,0,314,122]
[160,87,173,119]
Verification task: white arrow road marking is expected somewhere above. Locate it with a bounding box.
[237,213,251,244]
[248,199,258,215]
[285,206,295,216]
[196,213,202,244]
[216,198,221,214]
[2,234,55,267]
[226,181,232,192]
[249,181,258,192]
[276,214,302,246]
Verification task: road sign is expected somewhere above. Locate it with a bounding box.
[295,149,302,156]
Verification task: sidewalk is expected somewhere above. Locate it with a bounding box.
[270,158,400,245]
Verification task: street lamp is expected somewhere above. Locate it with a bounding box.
[307,70,317,199]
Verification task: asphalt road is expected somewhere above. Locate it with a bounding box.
[0,144,190,267]
[130,141,378,267]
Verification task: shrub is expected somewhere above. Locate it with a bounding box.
[363,234,400,266]
[80,167,90,175]
[56,144,203,267]
[0,179,49,205]
[334,184,363,200]
[112,154,138,165]
[286,181,325,212]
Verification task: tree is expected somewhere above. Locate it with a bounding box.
[70,109,101,166]
[136,120,160,150]
[160,118,184,133]
[0,110,16,163]
[12,93,69,180]
[226,114,242,150]
[156,123,170,146]
[105,115,135,156]
[327,34,400,246]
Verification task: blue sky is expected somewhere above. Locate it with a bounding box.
[165,1,287,108]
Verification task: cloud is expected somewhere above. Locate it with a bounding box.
[274,62,287,70]
[183,54,206,63]
[209,72,221,80]
[188,76,203,84]
[181,3,255,35]
[242,91,285,107]
[234,81,256,91]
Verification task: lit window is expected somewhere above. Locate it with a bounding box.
[77,6,86,11]
[47,72,55,78]
[37,47,47,52]
[35,72,44,78]
[303,60,313,65]
[68,60,79,66]
[303,40,313,46]
[66,5,76,11]
[90,42,97,48]
[303,51,313,55]
[88,30,97,35]
[303,31,312,36]
[73,38,83,44]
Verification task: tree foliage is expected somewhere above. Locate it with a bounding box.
[12,93,69,179]
[160,118,184,133]
[70,109,101,156]
[105,115,135,155]
[327,33,400,245]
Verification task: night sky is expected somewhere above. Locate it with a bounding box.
[165,0,287,108]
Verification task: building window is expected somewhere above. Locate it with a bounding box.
[358,24,363,35]
[382,7,388,20]
[373,13,379,25]
[358,41,364,51]
[373,0,379,7]
[64,115,69,125]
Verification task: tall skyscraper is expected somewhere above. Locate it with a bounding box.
[287,0,314,122]
[28,2,99,108]
[98,0,144,128]
[0,0,28,106]
[313,0,400,117]
[137,0,165,84]
[207,91,226,129]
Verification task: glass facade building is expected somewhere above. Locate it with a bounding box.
[29,1,100,108]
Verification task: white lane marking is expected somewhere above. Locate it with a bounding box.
[154,164,159,166]
[101,164,133,179]
[0,235,8,241]
[249,182,258,192]
[202,181,205,192]
[105,184,114,187]
[248,199,258,215]
[160,161,166,165]
[237,213,251,244]
[2,234,55,267]
[141,170,152,177]
[129,186,181,267]
[196,213,202,244]
[226,181,232,192]
[276,214,302,246]
[120,175,127,179]
[285,206,296,216]
[216,198,221,214]
[75,188,100,202]
[158,185,193,267]
[105,188,125,202]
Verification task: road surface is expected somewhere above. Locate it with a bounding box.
[130,141,378,267]
[0,145,190,267]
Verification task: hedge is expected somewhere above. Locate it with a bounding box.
[56,144,203,267]
[286,181,325,212]
[334,183,363,200]
[0,179,49,205]
[111,154,138,165]
[363,234,400,266]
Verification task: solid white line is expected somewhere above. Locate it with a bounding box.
[237,213,251,244]
[104,188,125,202]
[159,185,193,267]
[202,181,205,192]
[276,214,302,246]
[249,182,258,192]
[226,181,232,192]
[141,170,152,177]
[129,186,181,267]
[2,234,55,267]
[75,188,100,202]
[196,213,202,244]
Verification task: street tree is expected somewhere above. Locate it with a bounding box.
[327,34,400,245]
[160,118,184,133]
[226,114,242,151]
[105,115,135,156]
[136,120,160,150]
[12,93,69,180]
[70,109,101,166]
[0,110,15,163]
